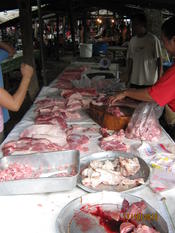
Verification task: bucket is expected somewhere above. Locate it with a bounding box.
[93,42,108,55]
[80,43,93,58]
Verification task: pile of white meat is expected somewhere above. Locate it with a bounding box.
[81,157,144,190]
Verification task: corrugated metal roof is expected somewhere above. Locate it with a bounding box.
[0,10,19,24]
[0,7,38,25]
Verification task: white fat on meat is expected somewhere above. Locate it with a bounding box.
[81,167,99,178]
[102,160,114,170]
[119,157,140,176]
[95,168,123,185]
[82,167,123,187]
[81,158,144,188]
[20,124,67,146]
[89,160,103,169]
[121,177,144,186]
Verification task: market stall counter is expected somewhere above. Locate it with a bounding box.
[0,61,175,233]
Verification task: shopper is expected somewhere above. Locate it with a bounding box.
[0,42,16,125]
[126,13,162,88]
[0,63,33,142]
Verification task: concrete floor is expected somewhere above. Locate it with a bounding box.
[4,52,73,139]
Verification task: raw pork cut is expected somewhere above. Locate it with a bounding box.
[120,222,135,233]
[35,98,65,109]
[61,88,97,98]
[107,106,125,117]
[2,138,63,156]
[53,79,73,89]
[20,124,67,146]
[132,224,160,233]
[99,130,127,152]
[67,134,89,151]
[0,163,37,181]
[35,113,67,129]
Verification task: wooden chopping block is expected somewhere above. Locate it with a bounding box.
[89,103,131,130]
[103,113,130,130]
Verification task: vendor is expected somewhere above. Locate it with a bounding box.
[108,16,175,138]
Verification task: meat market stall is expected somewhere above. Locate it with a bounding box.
[0,61,175,233]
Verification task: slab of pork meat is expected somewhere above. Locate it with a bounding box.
[132,224,160,233]
[124,200,147,218]
[35,98,65,109]
[2,137,63,156]
[67,134,89,145]
[53,79,73,89]
[99,130,127,152]
[100,140,127,152]
[35,113,67,129]
[61,88,97,98]
[20,124,67,146]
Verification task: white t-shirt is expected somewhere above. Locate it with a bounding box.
[127,32,162,85]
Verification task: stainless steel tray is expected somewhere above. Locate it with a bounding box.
[77,151,150,193]
[56,191,168,233]
[0,150,79,195]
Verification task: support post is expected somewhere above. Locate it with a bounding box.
[37,0,47,85]
[68,0,76,56]
[82,11,87,43]
[55,13,60,60]
[18,0,39,100]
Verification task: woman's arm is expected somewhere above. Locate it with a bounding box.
[0,42,15,57]
[108,88,153,105]
[0,64,33,111]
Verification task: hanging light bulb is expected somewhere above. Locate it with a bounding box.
[97,18,102,24]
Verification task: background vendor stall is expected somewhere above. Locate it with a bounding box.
[0,1,175,233]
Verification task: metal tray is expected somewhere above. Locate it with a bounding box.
[0,150,79,195]
[56,191,168,233]
[77,151,150,193]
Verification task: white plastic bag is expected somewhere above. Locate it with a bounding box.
[126,102,161,141]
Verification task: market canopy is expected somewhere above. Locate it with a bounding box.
[0,0,175,13]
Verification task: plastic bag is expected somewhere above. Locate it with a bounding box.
[125,102,161,141]
[152,102,164,119]
[150,168,175,192]
[72,74,91,88]
[131,141,175,163]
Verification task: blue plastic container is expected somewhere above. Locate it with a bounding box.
[93,42,108,55]
[163,62,174,72]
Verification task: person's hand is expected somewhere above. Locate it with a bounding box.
[20,63,33,80]
[108,91,126,106]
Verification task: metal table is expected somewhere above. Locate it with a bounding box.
[108,46,127,62]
